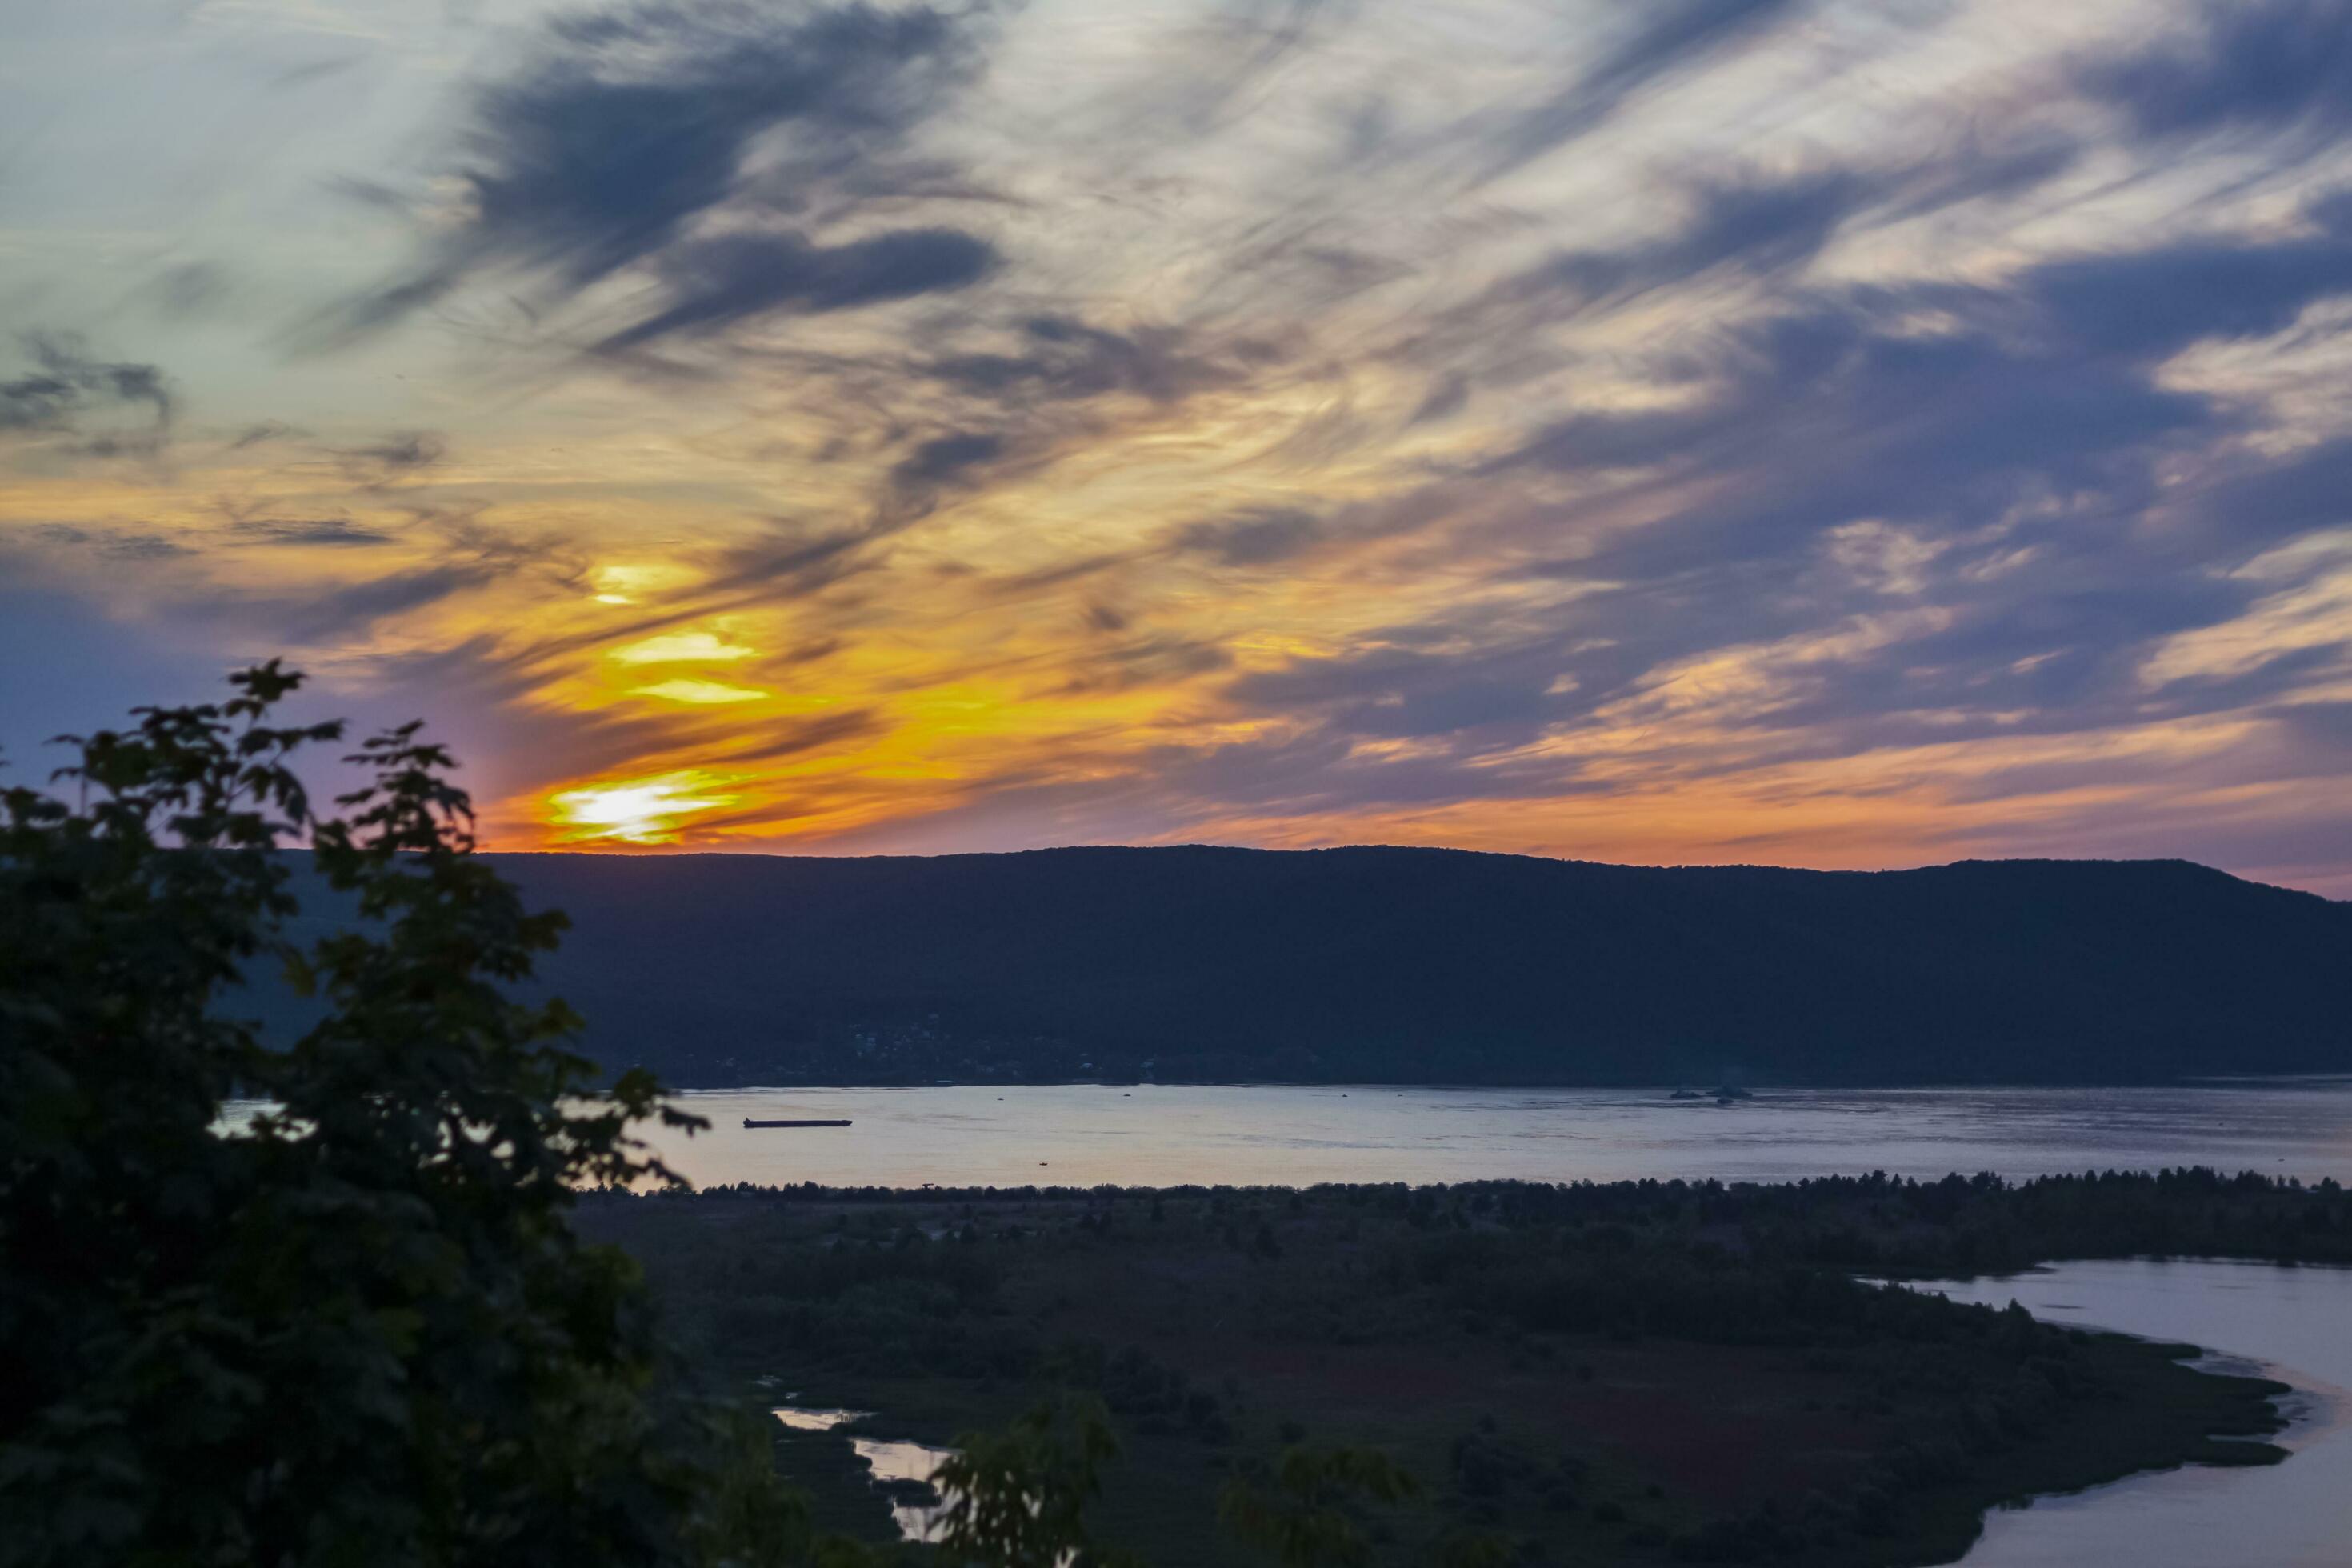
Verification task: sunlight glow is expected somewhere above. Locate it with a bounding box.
[16,0,2352,896]
[588,563,693,606]
[631,678,768,704]
[545,774,738,844]
[610,631,758,665]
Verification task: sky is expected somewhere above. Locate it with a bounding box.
[3,0,2351,894]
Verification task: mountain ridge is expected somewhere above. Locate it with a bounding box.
[270,846,2352,1087]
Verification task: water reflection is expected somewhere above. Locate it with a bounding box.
[643,1082,2352,1190]
[773,1406,957,1542]
[851,1436,958,1542]
[770,1406,867,1432]
[1914,1260,2352,1565]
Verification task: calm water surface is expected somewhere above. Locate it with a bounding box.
[227,1082,2352,1555]
[1918,1259,2352,1566]
[767,1405,954,1542]
[776,1264,2352,1558]
[646,1081,2352,1189]
[688,1085,2352,1561]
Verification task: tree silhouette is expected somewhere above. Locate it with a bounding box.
[0,665,800,1566]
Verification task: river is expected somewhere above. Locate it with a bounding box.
[776,1256,2352,1560]
[641,1080,2352,1189]
[1917,1259,2352,1566]
[226,1078,2352,1557]
[664,1082,2352,1562]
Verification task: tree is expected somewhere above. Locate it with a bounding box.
[0,664,1499,1568]
[0,665,807,1567]
[1219,1446,1420,1568]
[931,1398,1139,1568]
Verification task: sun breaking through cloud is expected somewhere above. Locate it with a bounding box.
[4,0,2352,893]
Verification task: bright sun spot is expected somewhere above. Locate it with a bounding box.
[609,630,758,665]
[632,678,767,704]
[545,774,734,844]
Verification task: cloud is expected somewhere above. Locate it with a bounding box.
[332,431,448,486]
[338,635,734,807]
[695,522,880,603]
[2081,0,2352,145]
[229,422,305,450]
[889,429,1004,488]
[2020,209,2352,362]
[282,563,501,642]
[1476,0,1802,182]
[1210,185,2352,803]
[138,262,231,321]
[1486,290,2215,569]
[1175,507,1324,566]
[28,524,193,561]
[1447,166,1870,335]
[230,518,399,548]
[260,513,582,644]
[928,315,1244,407]
[1229,637,1560,742]
[327,0,986,343]
[0,336,174,450]
[595,226,995,350]
[720,706,885,763]
[1414,137,2084,368]
[15,0,2352,890]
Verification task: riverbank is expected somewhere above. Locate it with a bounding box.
[1912,1258,2352,1566]
[1883,1336,2284,1566]
[579,1178,2305,1564]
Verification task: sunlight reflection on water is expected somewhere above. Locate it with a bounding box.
[635,1081,2352,1190]
[771,1407,955,1542]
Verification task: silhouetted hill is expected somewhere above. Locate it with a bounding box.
[276,847,2352,1086]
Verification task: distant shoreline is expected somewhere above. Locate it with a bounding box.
[636,1074,2352,1093]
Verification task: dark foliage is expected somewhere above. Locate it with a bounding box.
[0,665,1464,1568]
[0,666,806,1567]
[584,1168,2307,1565]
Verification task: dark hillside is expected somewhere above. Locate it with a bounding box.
[272,847,2352,1086]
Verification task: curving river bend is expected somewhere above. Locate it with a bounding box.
[1918,1259,2352,1565]
[648,1082,2352,1562]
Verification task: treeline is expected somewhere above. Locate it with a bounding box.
[590,1165,2352,1273]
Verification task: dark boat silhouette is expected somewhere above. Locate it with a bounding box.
[742,1118,853,1129]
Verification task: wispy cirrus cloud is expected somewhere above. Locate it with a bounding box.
[321,0,997,350]
[0,336,174,456]
[6,0,2352,892]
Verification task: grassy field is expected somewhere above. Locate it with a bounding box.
[578,1180,2290,1565]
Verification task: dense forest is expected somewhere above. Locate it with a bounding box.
[265,846,2352,1088]
[582,1167,2335,1566]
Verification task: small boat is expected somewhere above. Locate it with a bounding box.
[742,1118,853,1129]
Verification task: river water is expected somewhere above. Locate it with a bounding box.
[226,1080,2352,1557]
[1918,1259,2352,1566]
[643,1081,2352,1190]
[668,1082,2352,1562]
[780,1262,2352,1559]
